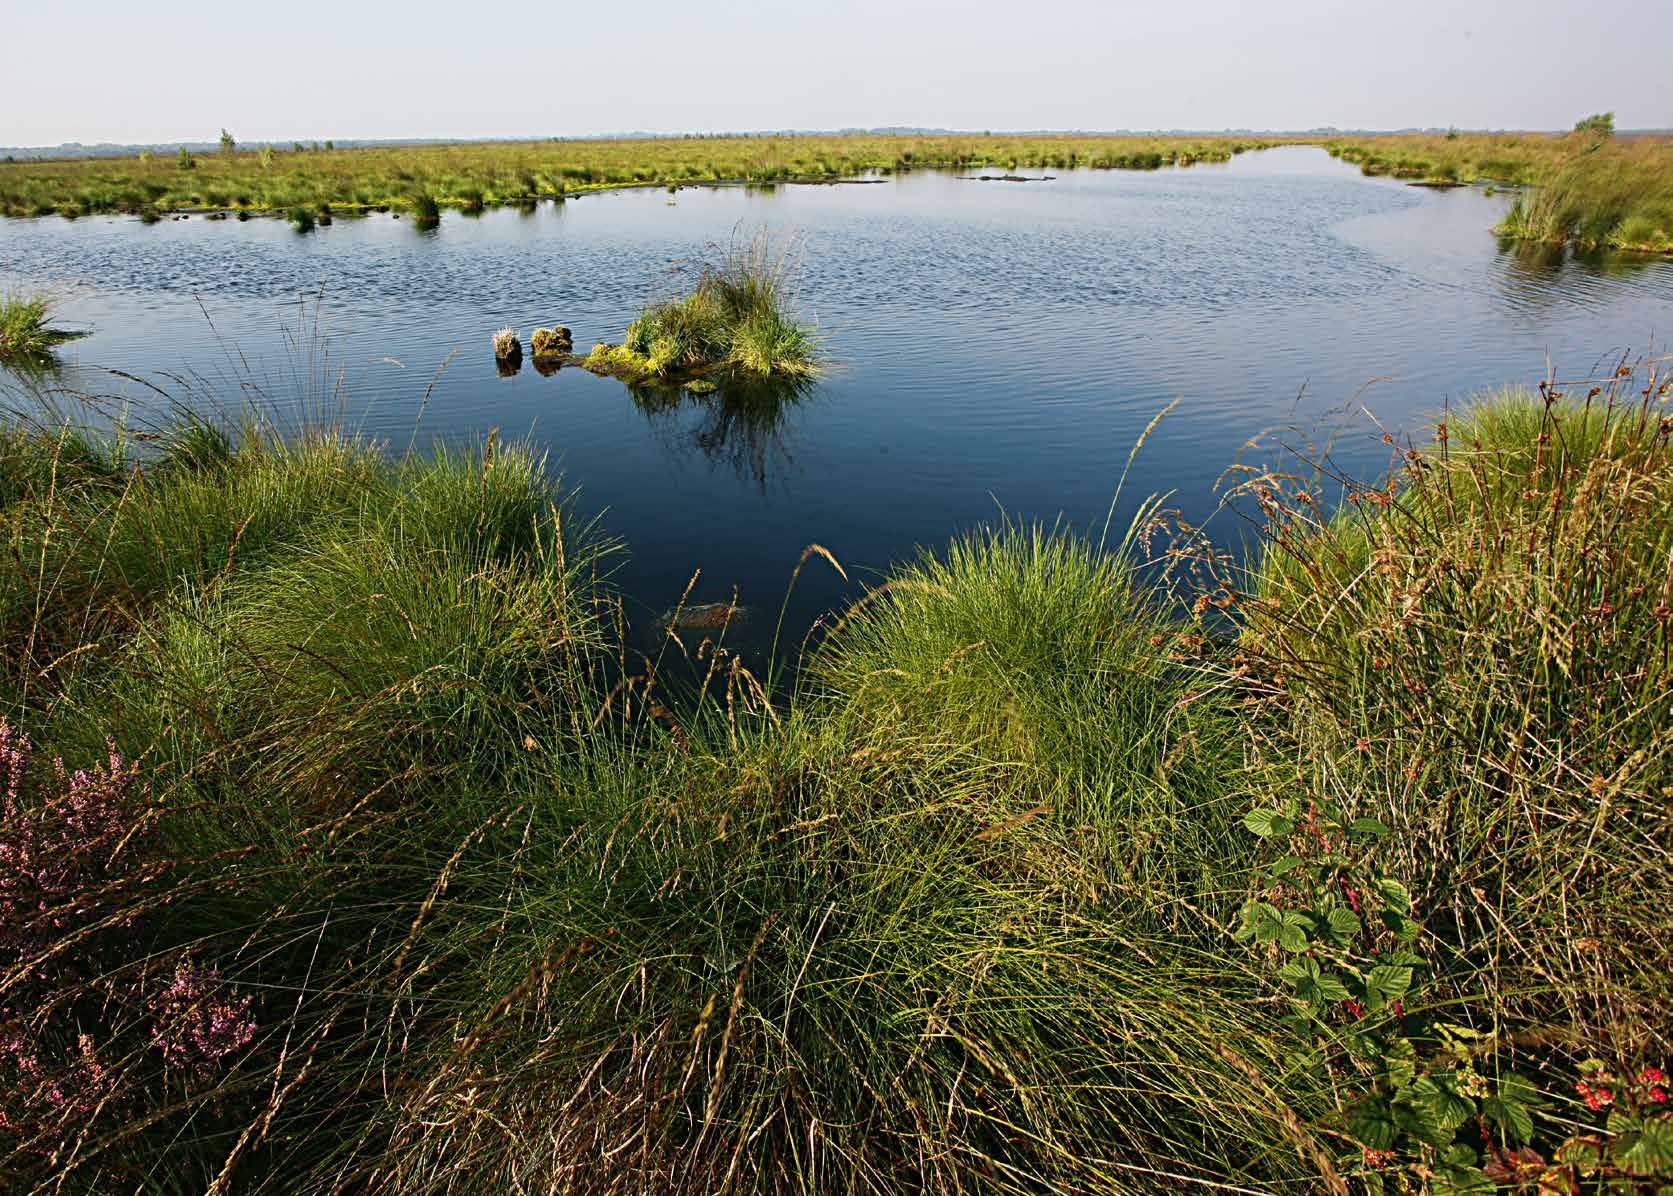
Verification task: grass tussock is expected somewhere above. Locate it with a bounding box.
[1226,375,1673,1058]
[2,355,1670,1191]
[587,235,819,381]
[0,292,86,365]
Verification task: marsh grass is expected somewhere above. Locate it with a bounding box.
[0,292,86,365]
[1221,364,1673,1064]
[0,133,1275,221]
[590,234,819,381]
[2,354,1669,1191]
[1329,132,1673,253]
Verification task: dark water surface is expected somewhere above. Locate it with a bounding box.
[4,147,1671,654]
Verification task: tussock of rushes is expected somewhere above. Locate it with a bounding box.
[491,327,521,358]
[0,292,85,363]
[1230,368,1673,1057]
[593,233,819,381]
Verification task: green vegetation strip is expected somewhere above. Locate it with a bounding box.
[0,133,1272,222]
[2,357,1669,1190]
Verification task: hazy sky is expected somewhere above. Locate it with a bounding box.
[4,0,1665,146]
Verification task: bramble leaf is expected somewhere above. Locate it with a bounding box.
[1374,877,1411,912]
[1481,1075,1537,1145]
[1276,955,1350,1007]
[1349,817,1391,840]
[1615,1114,1673,1177]
[1346,1094,1397,1150]
[1276,909,1314,952]
[1244,808,1295,838]
[1325,906,1362,941]
[1408,1073,1475,1130]
[1365,965,1412,1010]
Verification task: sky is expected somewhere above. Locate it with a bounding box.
[3,0,1666,147]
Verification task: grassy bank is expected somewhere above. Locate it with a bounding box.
[1326,131,1673,252]
[2,359,1670,1192]
[0,133,1275,220]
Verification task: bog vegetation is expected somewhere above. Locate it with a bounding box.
[1,350,1668,1192]
[584,235,819,382]
[0,133,1271,220]
[0,293,84,366]
[1325,130,1673,253]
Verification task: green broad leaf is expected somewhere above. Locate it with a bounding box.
[1346,1094,1397,1150]
[1276,910,1315,952]
[1378,908,1419,940]
[1482,1090,1535,1145]
[1349,817,1391,839]
[1243,808,1295,838]
[1245,901,1284,944]
[1615,1114,1673,1177]
[1439,1144,1476,1167]
[1408,1074,1475,1131]
[1496,1073,1546,1109]
[1555,1136,1603,1172]
[1381,948,1424,969]
[1365,965,1413,1010]
[1325,906,1363,941]
[1276,956,1350,1007]
[1374,877,1412,912]
[1430,1161,1493,1195]
[1382,1037,1418,1088]
[1392,1091,1449,1145]
[1267,854,1303,876]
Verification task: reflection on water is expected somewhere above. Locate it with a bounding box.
[3,146,1671,646]
[1495,235,1669,313]
[627,374,815,493]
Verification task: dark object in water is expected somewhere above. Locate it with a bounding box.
[531,325,573,357]
[961,174,1055,182]
[492,329,523,361]
[653,601,749,631]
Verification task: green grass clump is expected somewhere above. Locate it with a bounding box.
[1232,378,1673,1058]
[1495,145,1673,251]
[0,292,86,364]
[591,236,819,382]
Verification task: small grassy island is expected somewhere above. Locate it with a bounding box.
[2,355,1668,1191]
[0,292,85,366]
[582,238,819,383]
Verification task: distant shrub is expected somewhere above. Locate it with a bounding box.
[1573,111,1615,137]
